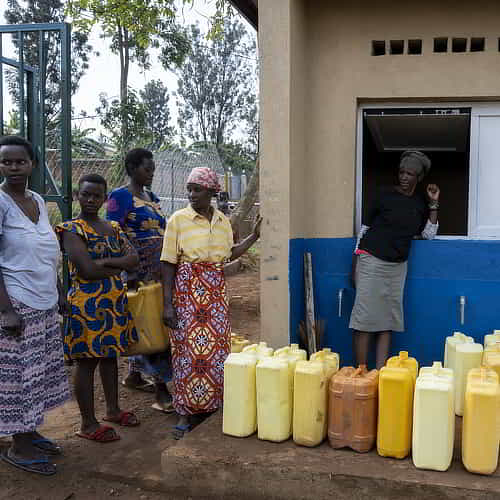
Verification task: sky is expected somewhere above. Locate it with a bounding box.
[1,1,256,139]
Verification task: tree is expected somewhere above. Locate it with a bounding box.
[140,79,174,149]
[175,18,257,151]
[5,0,92,124]
[67,0,188,155]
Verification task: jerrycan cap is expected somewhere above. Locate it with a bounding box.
[351,364,367,377]
[323,347,332,353]
[399,351,409,360]
[290,343,299,349]
[432,361,443,374]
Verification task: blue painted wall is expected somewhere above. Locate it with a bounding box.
[289,238,500,368]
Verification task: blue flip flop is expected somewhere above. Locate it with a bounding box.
[1,449,56,476]
[32,438,62,456]
[172,423,192,440]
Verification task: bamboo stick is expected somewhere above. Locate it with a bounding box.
[304,252,317,355]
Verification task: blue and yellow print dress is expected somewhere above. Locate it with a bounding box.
[56,219,138,359]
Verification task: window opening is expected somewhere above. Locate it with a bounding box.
[452,38,467,52]
[407,39,422,55]
[470,37,485,52]
[434,37,448,53]
[372,40,386,56]
[390,40,404,55]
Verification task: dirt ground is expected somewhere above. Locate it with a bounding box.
[0,268,260,500]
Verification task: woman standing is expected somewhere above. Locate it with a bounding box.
[350,150,440,369]
[57,174,140,443]
[162,167,261,439]
[0,136,69,475]
[107,148,173,412]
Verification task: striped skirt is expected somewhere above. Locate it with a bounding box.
[0,299,70,436]
[349,253,408,333]
[170,262,230,416]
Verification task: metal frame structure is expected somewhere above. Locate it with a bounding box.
[0,23,72,222]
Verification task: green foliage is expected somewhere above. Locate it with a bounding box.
[139,80,174,150]
[175,18,258,155]
[5,0,92,124]
[217,141,256,175]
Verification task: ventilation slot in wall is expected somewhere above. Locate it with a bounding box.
[372,40,386,56]
[452,38,467,52]
[390,40,404,55]
[470,37,485,52]
[408,39,422,55]
[434,37,448,53]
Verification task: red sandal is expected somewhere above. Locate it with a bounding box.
[76,425,121,442]
[103,411,140,427]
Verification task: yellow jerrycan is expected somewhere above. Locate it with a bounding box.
[230,333,250,353]
[484,331,500,349]
[377,353,416,459]
[412,362,455,471]
[274,349,304,415]
[293,360,330,447]
[483,344,500,381]
[462,367,500,475]
[223,353,258,437]
[125,282,169,355]
[311,348,340,375]
[243,341,274,360]
[386,351,419,385]
[275,343,308,361]
[256,357,293,442]
[444,331,473,370]
[454,341,483,416]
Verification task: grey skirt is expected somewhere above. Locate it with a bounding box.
[349,253,408,333]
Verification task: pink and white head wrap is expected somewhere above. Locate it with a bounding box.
[186,167,221,193]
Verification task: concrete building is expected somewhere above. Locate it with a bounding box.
[231,0,500,366]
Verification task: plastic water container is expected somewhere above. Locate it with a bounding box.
[293,360,329,447]
[231,334,250,353]
[311,348,340,374]
[256,357,292,442]
[328,365,379,453]
[243,341,274,359]
[223,353,257,437]
[275,343,307,361]
[386,351,419,385]
[484,331,500,349]
[412,362,455,471]
[444,332,473,370]
[462,368,500,475]
[377,365,414,459]
[454,341,483,416]
[483,344,500,381]
[274,349,304,415]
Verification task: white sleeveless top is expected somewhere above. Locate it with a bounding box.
[0,189,60,310]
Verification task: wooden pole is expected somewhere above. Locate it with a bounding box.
[304,252,317,355]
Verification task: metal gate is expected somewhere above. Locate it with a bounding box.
[0,22,72,221]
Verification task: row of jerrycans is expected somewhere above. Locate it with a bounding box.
[222,342,340,445]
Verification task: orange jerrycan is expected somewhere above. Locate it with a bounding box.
[377,353,417,459]
[412,362,455,471]
[223,353,257,437]
[125,282,169,355]
[462,368,500,475]
[328,365,379,453]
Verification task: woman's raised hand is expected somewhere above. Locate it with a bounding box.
[426,184,440,201]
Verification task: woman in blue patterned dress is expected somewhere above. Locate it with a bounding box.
[57,174,140,443]
[107,148,173,412]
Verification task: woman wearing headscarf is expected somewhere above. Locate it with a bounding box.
[350,150,440,369]
[161,167,261,439]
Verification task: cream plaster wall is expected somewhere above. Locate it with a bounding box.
[259,0,500,345]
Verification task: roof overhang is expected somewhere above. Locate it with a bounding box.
[229,0,258,30]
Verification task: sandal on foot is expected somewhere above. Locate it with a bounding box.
[1,449,56,476]
[121,379,155,393]
[76,425,120,443]
[32,438,62,456]
[171,423,192,440]
[151,401,175,414]
[103,411,140,427]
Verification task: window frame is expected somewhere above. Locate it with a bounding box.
[355,101,500,240]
